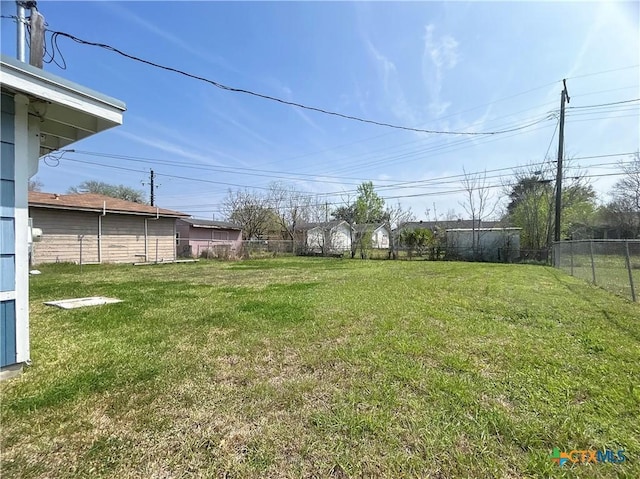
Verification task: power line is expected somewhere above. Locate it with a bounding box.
[55,152,636,205]
[566,98,640,110]
[46,28,560,136]
[566,64,640,81]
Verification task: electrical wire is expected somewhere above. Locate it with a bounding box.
[46,28,560,136]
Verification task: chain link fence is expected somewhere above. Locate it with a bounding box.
[552,240,639,301]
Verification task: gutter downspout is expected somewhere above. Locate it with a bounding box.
[98,201,106,263]
[145,207,159,263]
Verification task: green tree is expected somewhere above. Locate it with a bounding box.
[400,228,434,260]
[505,162,598,248]
[68,180,147,203]
[333,182,386,258]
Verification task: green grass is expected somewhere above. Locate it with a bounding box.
[2,258,639,478]
[558,253,640,302]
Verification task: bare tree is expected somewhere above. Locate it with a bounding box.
[28,178,43,192]
[460,169,498,258]
[221,189,274,240]
[602,152,640,238]
[385,201,415,259]
[268,182,312,245]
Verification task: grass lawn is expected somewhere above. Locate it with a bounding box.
[1,258,639,478]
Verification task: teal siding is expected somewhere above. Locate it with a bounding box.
[1,300,17,367]
[0,91,16,367]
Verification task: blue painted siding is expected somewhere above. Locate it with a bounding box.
[1,300,17,367]
[0,91,17,367]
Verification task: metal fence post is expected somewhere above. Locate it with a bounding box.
[624,241,637,302]
[589,240,596,285]
[569,241,574,277]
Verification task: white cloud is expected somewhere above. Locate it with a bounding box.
[365,38,418,125]
[422,24,459,117]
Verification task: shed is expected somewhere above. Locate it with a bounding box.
[446,227,521,262]
[1,54,125,377]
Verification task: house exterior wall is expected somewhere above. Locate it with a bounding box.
[305,224,351,253]
[1,92,17,369]
[333,224,351,251]
[1,91,38,371]
[30,208,177,264]
[175,223,242,258]
[371,226,390,249]
[306,227,325,252]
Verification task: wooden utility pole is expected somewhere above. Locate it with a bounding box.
[29,3,45,68]
[150,169,155,206]
[554,79,570,243]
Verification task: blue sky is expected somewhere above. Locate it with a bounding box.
[1,1,638,220]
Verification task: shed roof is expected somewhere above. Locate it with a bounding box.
[29,192,188,218]
[400,220,506,231]
[178,218,241,230]
[296,220,348,231]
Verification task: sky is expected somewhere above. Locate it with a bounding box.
[1,0,639,222]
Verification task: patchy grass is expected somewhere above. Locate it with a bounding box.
[2,258,639,478]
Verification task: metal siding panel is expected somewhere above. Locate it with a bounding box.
[0,217,15,255]
[1,143,15,180]
[0,255,15,292]
[0,179,15,218]
[1,300,17,367]
[1,93,15,114]
[1,111,15,143]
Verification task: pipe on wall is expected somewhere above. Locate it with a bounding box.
[98,201,106,263]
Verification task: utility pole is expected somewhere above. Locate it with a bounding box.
[554,79,570,243]
[149,169,155,206]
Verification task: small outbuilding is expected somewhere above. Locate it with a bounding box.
[446,227,521,262]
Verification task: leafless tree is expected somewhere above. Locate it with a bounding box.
[268,182,312,245]
[602,152,640,237]
[385,201,415,259]
[460,169,498,258]
[28,177,43,192]
[221,189,273,240]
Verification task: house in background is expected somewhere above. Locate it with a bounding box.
[354,223,390,249]
[29,192,188,265]
[176,218,242,259]
[1,54,125,378]
[295,220,352,255]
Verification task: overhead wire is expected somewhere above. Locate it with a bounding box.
[46,28,564,136]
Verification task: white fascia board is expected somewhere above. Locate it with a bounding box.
[1,56,125,127]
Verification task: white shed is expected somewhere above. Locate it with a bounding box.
[446,227,521,262]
